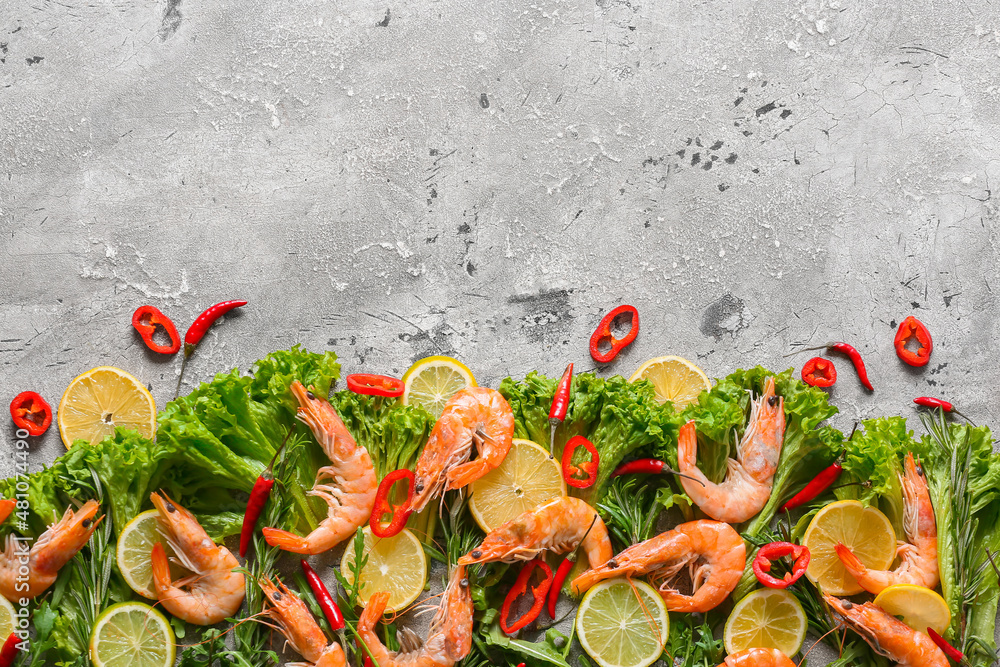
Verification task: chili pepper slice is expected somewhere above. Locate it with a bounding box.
[752,542,810,589]
[781,460,842,511]
[131,305,181,355]
[894,316,932,367]
[184,300,248,356]
[547,556,575,618]
[370,469,414,538]
[548,363,574,452]
[346,374,405,398]
[589,305,639,364]
[0,632,18,667]
[301,560,346,631]
[9,391,52,437]
[561,435,599,489]
[926,627,964,663]
[500,558,553,634]
[239,436,289,558]
[801,357,836,388]
[612,458,666,477]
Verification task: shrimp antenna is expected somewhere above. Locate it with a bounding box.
[661,466,706,488]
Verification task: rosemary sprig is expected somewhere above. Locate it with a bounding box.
[597,475,661,550]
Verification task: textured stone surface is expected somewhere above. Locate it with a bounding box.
[2,0,999,660]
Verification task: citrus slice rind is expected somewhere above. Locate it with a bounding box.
[576,579,669,667]
[340,527,427,613]
[58,366,156,449]
[401,356,476,419]
[874,584,951,635]
[724,588,807,656]
[89,601,175,667]
[628,356,711,409]
[468,439,566,532]
[802,499,897,596]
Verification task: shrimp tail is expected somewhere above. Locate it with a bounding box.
[834,543,868,580]
[358,591,391,633]
[0,500,15,526]
[150,542,172,594]
[262,528,313,554]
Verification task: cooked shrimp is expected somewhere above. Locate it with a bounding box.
[411,387,514,512]
[825,595,947,666]
[835,452,938,594]
[263,381,377,554]
[678,377,785,523]
[457,496,612,586]
[718,648,796,667]
[150,491,245,625]
[0,500,101,601]
[0,500,15,526]
[358,564,473,667]
[571,520,745,611]
[259,576,346,667]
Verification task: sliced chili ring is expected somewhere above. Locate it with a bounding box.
[752,542,810,589]
[561,435,600,489]
[801,357,836,388]
[894,315,932,367]
[500,558,553,634]
[131,305,181,355]
[370,469,414,538]
[589,305,639,364]
[10,391,52,437]
[346,374,405,398]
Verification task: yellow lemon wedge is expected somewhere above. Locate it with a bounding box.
[629,356,711,409]
[340,527,427,613]
[58,366,156,448]
[401,356,476,419]
[802,500,897,596]
[468,438,566,532]
[724,588,807,656]
[874,584,951,635]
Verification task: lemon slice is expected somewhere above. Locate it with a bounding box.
[724,588,807,656]
[58,366,156,448]
[874,584,951,635]
[468,439,566,532]
[89,602,175,667]
[629,356,711,409]
[802,500,896,596]
[341,527,427,613]
[117,510,189,599]
[401,355,476,419]
[0,596,16,639]
[576,579,669,667]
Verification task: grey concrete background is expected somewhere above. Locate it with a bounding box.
[2,0,999,663]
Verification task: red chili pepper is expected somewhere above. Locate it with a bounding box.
[9,391,52,437]
[752,542,810,589]
[612,458,666,477]
[346,374,405,398]
[500,558,553,634]
[301,560,346,631]
[801,357,837,388]
[239,435,289,557]
[926,627,964,662]
[589,305,639,364]
[828,342,873,391]
[0,632,18,667]
[131,305,181,355]
[370,469,414,538]
[781,460,842,511]
[547,556,575,618]
[561,436,599,489]
[894,315,933,367]
[914,396,954,412]
[184,300,248,356]
[548,363,574,452]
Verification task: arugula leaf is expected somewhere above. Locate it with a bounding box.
[479,611,571,667]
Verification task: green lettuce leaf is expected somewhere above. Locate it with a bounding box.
[328,392,434,478]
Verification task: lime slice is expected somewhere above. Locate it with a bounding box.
[468,439,566,532]
[802,500,896,596]
[629,356,712,409]
[117,510,187,599]
[874,584,951,635]
[725,588,807,656]
[89,602,175,667]
[58,366,156,448]
[576,579,669,667]
[341,527,427,613]
[401,356,476,418]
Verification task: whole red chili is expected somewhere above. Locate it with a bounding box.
[914,397,954,412]
[370,469,414,538]
[894,316,932,367]
[184,300,248,356]
[346,374,405,398]
[589,305,639,364]
[561,435,599,489]
[9,391,52,437]
[926,627,964,663]
[548,363,574,452]
[131,305,181,355]
[752,542,810,589]
[781,461,842,511]
[500,558,553,634]
[612,458,666,477]
[547,556,575,618]
[300,560,346,631]
[0,632,18,667]
[239,437,288,557]
[801,357,837,388]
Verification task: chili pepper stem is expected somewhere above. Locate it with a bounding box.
[548,421,559,459]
